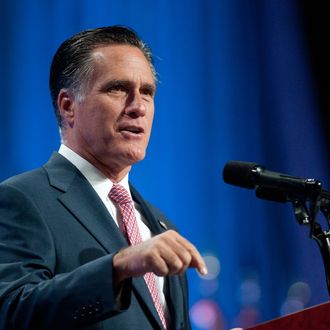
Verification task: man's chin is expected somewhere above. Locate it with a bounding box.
[124,148,146,165]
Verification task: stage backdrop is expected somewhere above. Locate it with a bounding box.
[1,1,329,329]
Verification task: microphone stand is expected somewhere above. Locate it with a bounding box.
[291,180,330,295]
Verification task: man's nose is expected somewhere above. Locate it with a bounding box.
[125,91,147,118]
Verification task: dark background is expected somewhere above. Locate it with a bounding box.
[302,1,330,155]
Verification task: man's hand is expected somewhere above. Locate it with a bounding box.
[113,230,207,284]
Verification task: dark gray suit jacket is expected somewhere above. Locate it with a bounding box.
[0,153,191,330]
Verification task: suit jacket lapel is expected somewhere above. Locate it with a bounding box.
[130,184,186,329]
[128,184,167,329]
[44,152,128,254]
[44,153,165,329]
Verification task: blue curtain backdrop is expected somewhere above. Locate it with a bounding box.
[1,1,329,329]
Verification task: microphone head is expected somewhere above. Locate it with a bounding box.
[222,161,260,189]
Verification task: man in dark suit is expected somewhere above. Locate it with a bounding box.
[0,26,207,329]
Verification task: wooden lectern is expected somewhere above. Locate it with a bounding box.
[246,301,330,330]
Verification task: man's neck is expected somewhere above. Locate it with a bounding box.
[61,143,131,183]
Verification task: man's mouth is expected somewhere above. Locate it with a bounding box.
[118,125,145,137]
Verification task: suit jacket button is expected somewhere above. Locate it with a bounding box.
[73,309,79,320]
[95,301,102,312]
[80,306,86,317]
[87,304,94,316]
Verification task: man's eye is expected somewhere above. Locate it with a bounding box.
[141,88,154,97]
[108,84,126,93]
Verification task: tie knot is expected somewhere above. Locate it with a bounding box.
[109,184,132,205]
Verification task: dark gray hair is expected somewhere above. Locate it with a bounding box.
[49,25,156,128]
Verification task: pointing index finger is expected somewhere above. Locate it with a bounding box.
[175,234,208,276]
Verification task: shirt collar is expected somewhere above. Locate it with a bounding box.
[58,144,131,200]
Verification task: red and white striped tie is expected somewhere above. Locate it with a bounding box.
[109,184,167,330]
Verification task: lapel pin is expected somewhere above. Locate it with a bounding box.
[159,220,168,230]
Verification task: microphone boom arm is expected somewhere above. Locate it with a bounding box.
[286,180,330,295]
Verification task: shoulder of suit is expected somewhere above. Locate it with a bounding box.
[1,166,46,189]
[0,151,67,189]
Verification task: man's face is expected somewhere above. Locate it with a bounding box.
[63,45,156,176]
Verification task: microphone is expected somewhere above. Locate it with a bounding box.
[222,161,326,203]
[223,161,330,294]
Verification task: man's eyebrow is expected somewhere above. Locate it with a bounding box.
[102,79,156,93]
[102,79,130,88]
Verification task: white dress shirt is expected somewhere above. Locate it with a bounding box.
[58,144,167,310]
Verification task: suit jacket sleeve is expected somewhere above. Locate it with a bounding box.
[0,183,131,330]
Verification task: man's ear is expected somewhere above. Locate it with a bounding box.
[57,89,75,128]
